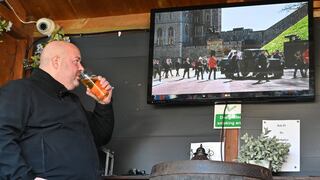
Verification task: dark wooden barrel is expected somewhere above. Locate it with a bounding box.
[150,160,272,180]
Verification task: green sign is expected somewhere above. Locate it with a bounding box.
[214,104,241,129]
[215,114,241,128]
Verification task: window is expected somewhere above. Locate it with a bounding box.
[185,24,189,36]
[157,28,163,45]
[168,27,174,45]
[206,13,210,22]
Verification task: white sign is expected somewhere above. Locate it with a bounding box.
[263,120,300,172]
[214,104,241,129]
[190,142,224,161]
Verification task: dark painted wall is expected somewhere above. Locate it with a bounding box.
[71,19,320,176]
[72,31,222,175]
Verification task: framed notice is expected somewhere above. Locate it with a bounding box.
[263,120,300,172]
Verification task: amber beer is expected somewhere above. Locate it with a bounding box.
[80,73,108,101]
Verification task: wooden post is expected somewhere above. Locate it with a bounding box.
[0,34,27,85]
[224,129,239,162]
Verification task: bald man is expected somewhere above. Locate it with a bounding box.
[0,41,114,180]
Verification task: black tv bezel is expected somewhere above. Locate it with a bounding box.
[147,0,315,105]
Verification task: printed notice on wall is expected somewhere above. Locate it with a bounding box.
[214,104,241,129]
[263,120,300,172]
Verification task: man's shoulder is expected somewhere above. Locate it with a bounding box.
[1,78,34,92]
[3,78,32,88]
[0,79,36,101]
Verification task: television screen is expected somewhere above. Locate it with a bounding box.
[147,0,314,105]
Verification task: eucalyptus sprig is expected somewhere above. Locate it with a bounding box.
[0,17,13,42]
[24,26,70,69]
[238,128,290,172]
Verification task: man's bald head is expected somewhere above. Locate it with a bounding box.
[40,41,78,68]
[38,41,84,90]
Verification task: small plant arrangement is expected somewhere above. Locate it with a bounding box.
[238,128,290,172]
[24,27,70,69]
[0,17,13,42]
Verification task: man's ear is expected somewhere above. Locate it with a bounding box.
[51,56,61,69]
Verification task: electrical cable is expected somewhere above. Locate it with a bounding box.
[219,103,228,162]
[4,0,36,24]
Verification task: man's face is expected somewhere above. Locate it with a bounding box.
[57,46,84,90]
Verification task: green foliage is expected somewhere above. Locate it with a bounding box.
[0,18,12,33]
[26,28,70,69]
[262,16,308,54]
[238,128,290,172]
[0,17,12,42]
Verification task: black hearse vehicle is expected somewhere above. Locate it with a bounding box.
[219,49,284,79]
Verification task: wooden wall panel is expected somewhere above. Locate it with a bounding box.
[0,34,26,86]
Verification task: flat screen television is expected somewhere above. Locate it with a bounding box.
[147,0,314,105]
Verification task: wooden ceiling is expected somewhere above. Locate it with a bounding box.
[1,0,320,37]
[8,0,256,21]
[6,0,319,20]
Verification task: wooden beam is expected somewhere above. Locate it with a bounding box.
[12,39,27,79]
[0,3,33,38]
[314,0,320,17]
[314,8,320,17]
[314,9,320,18]
[224,129,239,162]
[314,1,320,8]
[0,34,27,84]
[32,13,150,37]
[30,6,320,36]
[6,0,27,21]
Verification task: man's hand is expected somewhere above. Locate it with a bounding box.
[86,76,113,104]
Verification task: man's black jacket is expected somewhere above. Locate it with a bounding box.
[0,69,114,180]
